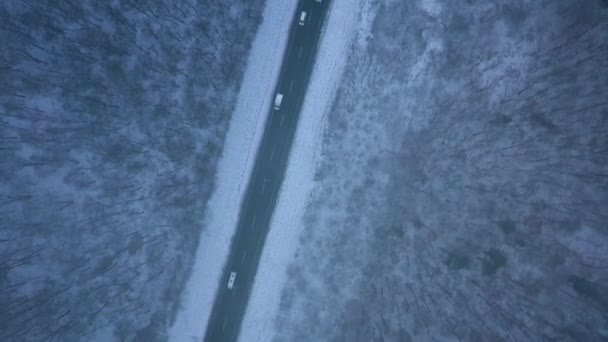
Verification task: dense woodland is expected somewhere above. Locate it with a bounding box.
[0,0,263,340]
[276,0,608,341]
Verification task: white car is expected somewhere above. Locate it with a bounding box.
[299,11,307,26]
[273,93,283,110]
[227,272,237,289]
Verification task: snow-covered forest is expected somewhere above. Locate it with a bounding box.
[0,0,263,340]
[275,0,608,341]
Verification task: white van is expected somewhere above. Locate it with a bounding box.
[299,11,307,26]
[227,272,237,289]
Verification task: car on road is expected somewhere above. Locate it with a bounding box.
[274,93,283,110]
[227,272,237,289]
[299,11,307,26]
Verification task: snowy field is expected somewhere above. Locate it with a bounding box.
[239,0,368,341]
[168,1,298,340]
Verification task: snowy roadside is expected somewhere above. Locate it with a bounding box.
[168,1,298,340]
[238,1,365,341]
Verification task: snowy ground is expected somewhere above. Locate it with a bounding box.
[238,1,367,341]
[168,1,298,340]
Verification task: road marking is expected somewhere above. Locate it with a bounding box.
[298,46,303,59]
[264,195,273,219]
[254,234,264,256]
[280,115,285,127]
[270,146,276,161]
[251,215,256,228]
[281,143,289,162]
[261,181,266,195]
[222,317,227,331]
[241,251,247,264]
[248,264,254,280]
[289,80,294,93]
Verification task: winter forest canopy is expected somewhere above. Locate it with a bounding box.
[1,0,608,341]
[0,0,263,340]
[275,0,608,341]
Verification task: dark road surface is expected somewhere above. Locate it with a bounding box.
[203,1,329,341]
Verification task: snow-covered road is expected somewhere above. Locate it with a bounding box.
[168,1,298,340]
[169,0,365,340]
[239,0,364,340]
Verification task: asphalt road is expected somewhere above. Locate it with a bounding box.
[203,1,329,341]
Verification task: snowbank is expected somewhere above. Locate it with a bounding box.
[238,1,364,341]
[168,1,298,340]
